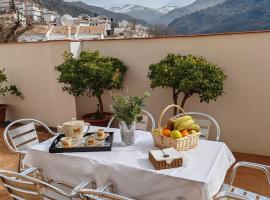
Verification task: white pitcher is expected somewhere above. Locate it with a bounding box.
[58,118,91,141]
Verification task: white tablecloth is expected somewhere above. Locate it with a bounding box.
[24,126,235,200]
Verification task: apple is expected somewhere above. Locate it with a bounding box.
[170,130,183,139]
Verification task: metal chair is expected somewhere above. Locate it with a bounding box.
[3,119,58,172]
[79,188,134,200]
[176,112,221,141]
[0,167,93,200]
[107,109,156,131]
[215,161,270,200]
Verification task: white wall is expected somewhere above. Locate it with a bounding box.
[0,41,76,127]
[77,32,270,156]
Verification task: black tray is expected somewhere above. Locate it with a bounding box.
[49,132,114,153]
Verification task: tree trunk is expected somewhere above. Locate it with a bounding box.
[97,95,104,118]
[173,89,178,115]
[180,94,190,109]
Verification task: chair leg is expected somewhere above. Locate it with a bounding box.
[109,184,116,194]
[17,154,22,173]
[18,154,26,173]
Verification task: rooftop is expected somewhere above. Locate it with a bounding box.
[0,31,269,199]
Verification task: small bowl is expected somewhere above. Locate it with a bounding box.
[96,130,109,140]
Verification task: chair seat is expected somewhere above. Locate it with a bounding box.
[221,184,269,200]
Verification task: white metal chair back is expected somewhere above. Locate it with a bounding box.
[215,161,270,200]
[0,170,43,200]
[7,122,39,153]
[0,169,84,200]
[0,168,93,200]
[107,109,156,131]
[3,119,58,172]
[175,112,221,141]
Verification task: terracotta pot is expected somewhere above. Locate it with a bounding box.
[0,104,7,124]
[82,112,113,127]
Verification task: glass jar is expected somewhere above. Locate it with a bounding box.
[119,121,136,146]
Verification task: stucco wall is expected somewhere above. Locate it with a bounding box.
[0,41,76,127]
[77,32,270,156]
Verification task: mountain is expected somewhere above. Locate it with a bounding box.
[168,0,270,35]
[157,6,179,14]
[155,0,225,25]
[108,4,163,24]
[33,0,147,24]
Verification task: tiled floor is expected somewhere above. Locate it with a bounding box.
[0,128,269,200]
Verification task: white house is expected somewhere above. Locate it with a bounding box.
[118,20,129,28]
[74,15,112,32]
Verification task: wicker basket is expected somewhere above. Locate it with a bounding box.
[151,104,200,151]
[149,151,182,170]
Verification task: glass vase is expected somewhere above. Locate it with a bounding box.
[119,121,136,146]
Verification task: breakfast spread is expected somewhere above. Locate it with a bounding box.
[56,129,109,149]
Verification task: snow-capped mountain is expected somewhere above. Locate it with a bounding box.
[155,0,225,25]
[157,6,179,14]
[108,4,163,24]
[109,4,177,15]
[109,4,158,14]
[107,4,179,24]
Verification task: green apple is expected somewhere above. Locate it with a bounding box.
[170,130,183,139]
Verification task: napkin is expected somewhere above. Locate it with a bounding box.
[150,147,182,164]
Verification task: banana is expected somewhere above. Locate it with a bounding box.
[187,124,201,131]
[177,119,195,131]
[174,115,192,129]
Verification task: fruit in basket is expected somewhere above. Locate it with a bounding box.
[181,130,189,137]
[170,130,183,139]
[174,115,192,129]
[166,117,176,130]
[187,124,200,132]
[176,119,195,131]
[190,130,198,135]
[162,128,171,137]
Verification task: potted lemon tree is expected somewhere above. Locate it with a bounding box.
[148,54,227,115]
[56,50,127,126]
[0,69,23,124]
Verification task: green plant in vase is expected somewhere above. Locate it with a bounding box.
[111,92,149,145]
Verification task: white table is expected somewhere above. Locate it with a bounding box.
[24,127,235,200]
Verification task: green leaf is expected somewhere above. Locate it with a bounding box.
[0,69,23,98]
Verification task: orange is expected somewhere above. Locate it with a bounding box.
[162,128,171,137]
[181,130,189,137]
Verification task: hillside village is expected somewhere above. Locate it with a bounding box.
[1,0,269,42]
[0,0,149,42]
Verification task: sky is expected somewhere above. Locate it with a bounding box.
[65,0,196,9]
